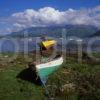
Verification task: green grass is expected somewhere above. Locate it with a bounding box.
[0,54,46,100]
[0,53,100,100]
[0,70,44,100]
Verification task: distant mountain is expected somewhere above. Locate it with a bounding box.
[7,25,99,38]
[90,30,100,37]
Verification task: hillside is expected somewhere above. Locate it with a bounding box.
[7,25,98,38]
[91,30,100,37]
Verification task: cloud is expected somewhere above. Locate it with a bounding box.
[0,6,100,34]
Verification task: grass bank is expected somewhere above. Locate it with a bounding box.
[0,53,100,100]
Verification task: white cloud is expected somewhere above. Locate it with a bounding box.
[0,6,100,34]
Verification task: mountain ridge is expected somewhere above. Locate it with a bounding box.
[6,25,99,38]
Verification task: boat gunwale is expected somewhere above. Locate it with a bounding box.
[36,56,63,70]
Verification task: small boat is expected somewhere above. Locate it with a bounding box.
[29,38,63,84]
[36,55,63,84]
